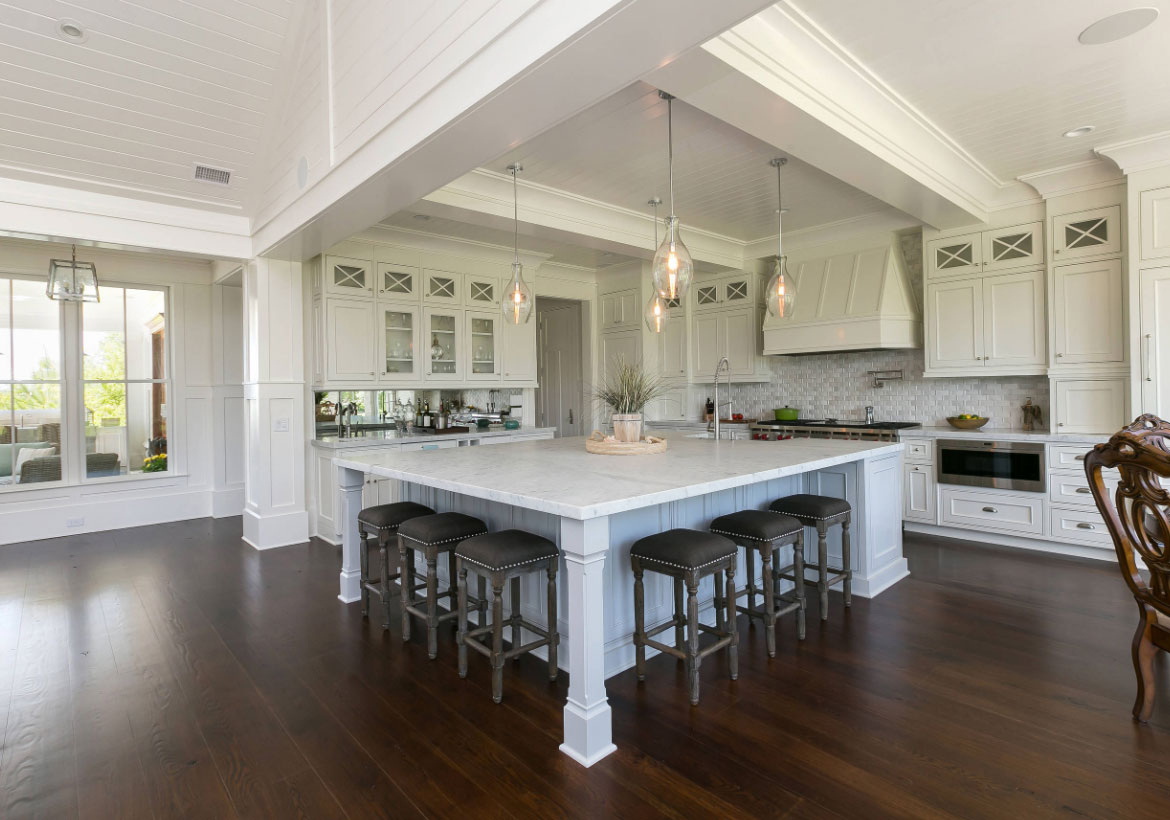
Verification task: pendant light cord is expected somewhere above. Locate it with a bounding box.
[776,162,783,258]
[511,167,519,265]
[667,97,675,218]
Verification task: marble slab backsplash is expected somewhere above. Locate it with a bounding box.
[719,348,1050,430]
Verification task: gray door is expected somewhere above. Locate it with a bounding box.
[536,299,583,438]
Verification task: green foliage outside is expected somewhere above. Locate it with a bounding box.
[0,333,126,423]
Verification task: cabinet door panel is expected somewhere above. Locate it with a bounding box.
[502,317,537,383]
[1053,206,1121,261]
[423,308,462,380]
[1140,266,1170,416]
[325,299,376,382]
[926,279,983,370]
[982,222,1043,272]
[377,263,418,300]
[723,309,756,377]
[465,311,500,381]
[1053,259,1123,364]
[659,316,688,379]
[600,331,641,386]
[324,256,374,298]
[903,464,936,523]
[1141,188,1170,260]
[379,305,419,381]
[692,313,722,377]
[983,270,1045,367]
[422,270,461,305]
[927,232,982,278]
[1055,379,1126,434]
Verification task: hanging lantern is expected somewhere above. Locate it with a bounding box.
[650,92,693,302]
[644,196,670,334]
[764,158,796,319]
[47,244,100,302]
[500,164,533,325]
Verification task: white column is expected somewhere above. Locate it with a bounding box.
[558,515,617,767]
[211,280,246,518]
[854,450,909,597]
[337,464,365,603]
[241,257,310,549]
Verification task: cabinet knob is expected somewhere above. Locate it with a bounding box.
[1055,249,1061,254]
[1056,353,1063,358]
[1058,422,1065,427]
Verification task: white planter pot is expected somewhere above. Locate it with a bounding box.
[611,413,643,443]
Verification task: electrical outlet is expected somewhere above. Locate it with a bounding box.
[66,518,84,528]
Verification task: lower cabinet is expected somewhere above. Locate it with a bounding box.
[902,463,936,523]
[938,486,1045,537]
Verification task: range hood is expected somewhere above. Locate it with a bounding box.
[762,233,921,355]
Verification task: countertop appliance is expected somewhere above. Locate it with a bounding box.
[936,439,1046,493]
[749,418,922,443]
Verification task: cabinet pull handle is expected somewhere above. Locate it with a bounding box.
[1145,333,1153,382]
[1074,487,1091,494]
[1076,522,1094,530]
[568,409,574,424]
[982,506,998,513]
[1058,422,1065,427]
[1055,353,1063,358]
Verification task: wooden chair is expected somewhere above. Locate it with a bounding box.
[1085,414,1170,722]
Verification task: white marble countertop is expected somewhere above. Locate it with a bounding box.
[334,433,901,520]
[907,426,1110,445]
[312,427,556,450]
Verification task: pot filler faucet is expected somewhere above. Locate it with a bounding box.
[710,357,732,440]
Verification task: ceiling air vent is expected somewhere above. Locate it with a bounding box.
[194,164,231,185]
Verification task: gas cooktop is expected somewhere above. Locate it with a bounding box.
[752,419,922,431]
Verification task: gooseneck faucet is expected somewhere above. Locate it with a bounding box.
[710,357,732,440]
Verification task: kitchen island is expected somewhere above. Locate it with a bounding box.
[334,434,906,767]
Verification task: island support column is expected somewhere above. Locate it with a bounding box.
[559,516,618,767]
[337,465,365,603]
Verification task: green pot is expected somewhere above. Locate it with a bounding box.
[503,419,520,430]
[774,406,800,421]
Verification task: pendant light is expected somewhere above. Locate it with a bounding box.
[764,158,796,319]
[47,244,100,302]
[643,197,670,333]
[500,164,533,325]
[651,91,693,302]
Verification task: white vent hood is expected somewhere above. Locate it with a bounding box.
[762,234,921,355]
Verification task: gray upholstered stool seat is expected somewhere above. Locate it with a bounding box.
[398,512,489,659]
[769,495,853,621]
[710,510,807,657]
[357,502,434,629]
[630,529,738,706]
[456,531,559,703]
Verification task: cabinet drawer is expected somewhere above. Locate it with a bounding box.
[1048,443,1095,469]
[1048,470,1117,507]
[939,488,1045,536]
[1049,507,1113,548]
[902,438,933,463]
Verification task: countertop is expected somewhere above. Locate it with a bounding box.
[312,426,556,450]
[334,433,901,520]
[907,426,1110,445]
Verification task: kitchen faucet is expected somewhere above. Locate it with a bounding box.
[710,357,732,440]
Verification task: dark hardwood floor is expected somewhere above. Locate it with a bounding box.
[1,518,1169,819]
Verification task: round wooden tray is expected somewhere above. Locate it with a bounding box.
[585,431,668,455]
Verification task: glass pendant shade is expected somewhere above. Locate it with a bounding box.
[501,262,533,325]
[765,256,796,319]
[47,247,100,302]
[644,293,669,333]
[651,216,693,301]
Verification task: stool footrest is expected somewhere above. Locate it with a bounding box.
[642,634,733,662]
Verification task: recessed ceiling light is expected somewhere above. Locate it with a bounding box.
[1078,7,1158,45]
[1063,125,1095,138]
[56,19,88,43]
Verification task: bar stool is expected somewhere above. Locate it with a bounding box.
[398,512,488,658]
[768,494,852,620]
[710,509,806,657]
[630,529,738,706]
[455,530,559,703]
[357,501,434,628]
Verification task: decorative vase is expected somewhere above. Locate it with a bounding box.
[612,412,643,443]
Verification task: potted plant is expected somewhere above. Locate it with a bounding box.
[594,359,667,443]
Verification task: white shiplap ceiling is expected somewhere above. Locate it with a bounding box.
[792,0,1170,182]
[493,82,895,242]
[0,0,295,211]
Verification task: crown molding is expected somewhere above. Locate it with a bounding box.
[1095,131,1170,176]
[743,209,922,258]
[352,223,551,269]
[1017,158,1124,199]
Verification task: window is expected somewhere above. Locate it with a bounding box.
[0,275,169,490]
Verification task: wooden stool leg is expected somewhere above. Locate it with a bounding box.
[673,576,685,654]
[457,562,469,679]
[794,533,807,641]
[399,535,413,642]
[726,554,738,681]
[761,544,776,658]
[379,531,393,630]
[491,577,505,703]
[633,560,646,681]
[426,549,440,659]
[546,560,558,682]
[448,550,458,610]
[686,573,701,706]
[842,514,852,607]
[510,576,522,662]
[714,570,726,634]
[477,576,488,627]
[745,547,757,618]
[816,521,829,621]
[359,525,370,618]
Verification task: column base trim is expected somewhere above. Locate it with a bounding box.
[242,508,309,550]
[338,568,361,604]
[561,698,616,767]
[851,557,909,598]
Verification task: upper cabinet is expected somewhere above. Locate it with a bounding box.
[692,273,754,312]
[1051,258,1123,366]
[378,263,418,300]
[1052,206,1121,262]
[600,288,639,331]
[465,275,499,308]
[927,222,1043,279]
[423,269,462,305]
[1140,188,1170,261]
[1140,266,1170,417]
[325,298,377,383]
[379,305,419,381]
[324,255,375,298]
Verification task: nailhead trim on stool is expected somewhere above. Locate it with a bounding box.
[768,495,852,622]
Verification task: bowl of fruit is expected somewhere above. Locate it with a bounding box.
[946,413,990,430]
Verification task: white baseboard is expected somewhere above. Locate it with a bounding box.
[242,508,310,550]
[903,522,1114,562]
[211,486,245,518]
[854,557,910,597]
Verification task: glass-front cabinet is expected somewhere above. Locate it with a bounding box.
[324,255,374,297]
[424,308,461,381]
[466,311,500,380]
[380,306,419,380]
[378,263,418,299]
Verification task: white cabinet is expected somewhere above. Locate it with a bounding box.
[600,289,639,330]
[692,273,755,312]
[692,312,723,377]
[939,486,1045,537]
[378,304,420,382]
[903,463,936,524]
[1140,187,1170,261]
[1052,258,1123,365]
[600,330,642,385]
[1052,205,1121,261]
[311,298,325,385]
[1048,507,1113,548]
[501,317,538,383]
[377,263,419,300]
[324,255,375,298]
[325,298,377,383]
[925,270,1044,374]
[1140,266,1170,416]
[692,308,758,379]
[465,275,499,308]
[982,222,1044,273]
[465,311,500,381]
[422,269,462,305]
[927,231,982,279]
[1053,379,1126,434]
[423,308,462,381]
[657,316,688,381]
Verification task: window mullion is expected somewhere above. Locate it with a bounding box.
[62,297,82,486]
